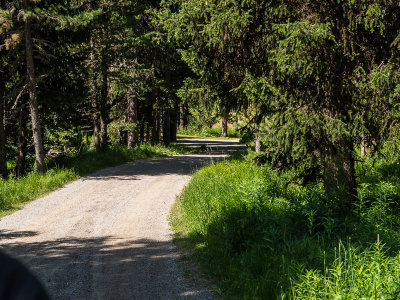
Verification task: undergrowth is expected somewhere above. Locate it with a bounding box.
[171,154,400,299]
[0,143,193,213]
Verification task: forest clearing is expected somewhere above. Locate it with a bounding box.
[1,0,400,299]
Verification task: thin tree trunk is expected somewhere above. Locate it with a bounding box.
[145,121,150,143]
[139,121,144,144]
[151,112,160,145]
[0,82,7,179]
[127,88,138,149]
[170,110,177,142]
[221,110,228,137]
[24,6,46,174]
[99,49,108,151]
[93,117,100,150]
[15,106,27,177]
[179,104,185,131]
[361,135,366,158]
[234,113,239,132]
[184,104,189,128]
[255,136,262,153]
[162,109,171,147]
[255,123,262,153]
[90,35,101,151]
[99,113,107,150]
[150,62,160,145]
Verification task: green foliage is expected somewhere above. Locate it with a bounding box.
[0,169,77,210]
[160,0,400,200]
[171,151,400,299]
[178,125,240,139]
[292,242,400,299]
[177,78,221,128]
[44,127,81,152]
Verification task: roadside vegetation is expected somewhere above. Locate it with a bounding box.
[171,146,400,299]
[0,143,193,215]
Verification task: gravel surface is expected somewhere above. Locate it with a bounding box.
[0,138,243,300]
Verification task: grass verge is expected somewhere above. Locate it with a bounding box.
[0,143,195,216]
[170,154,400,299]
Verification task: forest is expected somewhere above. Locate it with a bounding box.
[1,0,400,298]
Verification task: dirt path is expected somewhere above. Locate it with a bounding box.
[0,138,243,299]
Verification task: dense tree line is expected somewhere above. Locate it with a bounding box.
[1,0,399,209]
[0,0,190,178]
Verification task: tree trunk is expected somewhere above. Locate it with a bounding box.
[145,122,150,143]
[170,110,177,142]
[255,124,262,153]
[150,61,159,145]
[183,104,189,128]
[163,109,171,147]
[139,122,144,144]
[221,110,228,137]
[255,135,262,153]
[90,36,101,151]
[139,115,145,144]
[151,113,160,145]
[323,142,357,208]
[99,49,108,151]
[234,113,239,132]
[24,7,46,175]
[179,104,185,131]
[0,83,7,179]
[93,116,100,150]
[15,107,27,178]
[360,135,366,158]
[127,88,138,149]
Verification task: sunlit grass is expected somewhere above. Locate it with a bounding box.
[171,154,400,299]
[0,169,77,211]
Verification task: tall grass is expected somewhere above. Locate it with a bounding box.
[0,169,77,211]
[0,143,193,214]
[293,241,400,299]
[171,155,400,299]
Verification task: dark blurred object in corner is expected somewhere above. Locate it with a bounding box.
[0,250,49,300]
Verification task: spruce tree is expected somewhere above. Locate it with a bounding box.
[159,0,400,205]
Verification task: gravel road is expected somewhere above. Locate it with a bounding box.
[0,138,243,300]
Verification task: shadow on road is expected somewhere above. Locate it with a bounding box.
[82,155,216,181]
[82,138,245,181]
[0,230,39,239]
[1,233,205,299]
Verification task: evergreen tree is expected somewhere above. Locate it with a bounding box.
[159,0,400,205]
